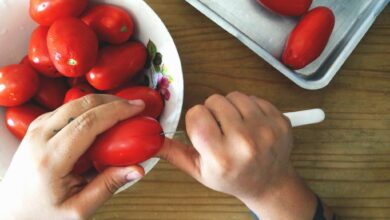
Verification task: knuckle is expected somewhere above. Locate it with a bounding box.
[110,100,128,112]
[214,158,232,177]
[74,112,97,132]
[226,91,243,99]
[259,126,277,144]
[80,94,101,109]
[103,174,122,195]
[186,104,206,121]
[25,127,43,140]
[238,133,258,160]
[37,153,52,171]
[205,94,224,106]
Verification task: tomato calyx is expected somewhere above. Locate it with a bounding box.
[68,59,78,66]
[120,25,127,33]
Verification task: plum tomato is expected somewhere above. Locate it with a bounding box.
[0,64,40,107]
[47,18,98,77]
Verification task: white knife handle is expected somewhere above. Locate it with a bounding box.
[283,109,325,127]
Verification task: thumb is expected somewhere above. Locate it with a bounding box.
[66,165,144,219]
[157,138,200,180]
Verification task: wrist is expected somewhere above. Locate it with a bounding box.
[240,165,317,220]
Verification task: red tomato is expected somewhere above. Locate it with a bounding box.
[63,84,95,104]
[115,86,164,118]
[67,77,87,87]
[28,26,61,78]
[282,7,335,70]
[88,117,164,172]
[81,4,134,45]
[5,103,46,140]
[72,154,93,175]
[47,18,98,77]
[0,64,40,107]
[86,42,147,91]
[20,55,31,65]
[34,76,68,110]
[30,0,88,26]
[257,0,312,16]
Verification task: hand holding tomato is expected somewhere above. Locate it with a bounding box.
[0,94,146,219]
[157,92,334,220]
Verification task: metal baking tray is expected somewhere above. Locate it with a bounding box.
[186,0,389,90]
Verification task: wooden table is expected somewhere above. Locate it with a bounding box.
[94,1,390,219]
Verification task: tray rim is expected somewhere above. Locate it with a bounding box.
[186,0,389,90]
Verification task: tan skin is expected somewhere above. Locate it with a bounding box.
[0,92,333,220]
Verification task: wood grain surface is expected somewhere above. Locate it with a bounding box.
[93,1,390,219]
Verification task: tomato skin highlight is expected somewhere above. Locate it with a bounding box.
[0,64,40,107]
[86,42,147,91]
[5,103,47,140]
[28,26,61,78]
[81,4,134,45]
[34,76,68,110]
[63,84,95,104]
[257,0,313,16]
[47,18,98,77]
[29,0,88,26]
[115,86,164,118]
[89,117,164,171]
[282,7,335,70]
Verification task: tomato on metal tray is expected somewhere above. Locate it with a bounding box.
[28,26,61,78]
[0,64,40,107]
[88,117,164,172]
[282,7,335,70]
[34,76,68,110]
[81,4,134,45]
[5,103,47,140]
[30,0,88,26]
[257,0,313,17]
[115,86,164,119]
[86,41,147,91]
[47,18,98,77]
[63,83,95,104]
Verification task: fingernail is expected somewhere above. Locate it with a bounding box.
[126,171,142,181]
[128,99,144,106]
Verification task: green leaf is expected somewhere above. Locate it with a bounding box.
[154,64,161,72]
[120,25,127,33]
[147,40,157,61]
[153,53,163,66]
[162,65,168,75]
[167,75,174,83]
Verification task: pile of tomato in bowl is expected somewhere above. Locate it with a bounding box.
[0,0,183,183]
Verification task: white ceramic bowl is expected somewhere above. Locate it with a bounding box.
[0,0,184,191]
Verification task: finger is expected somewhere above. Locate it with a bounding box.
[226,91,264,120]
[250,96,281,117]
[156,138,200,180]
[65,166,144,219]
[186,105,223,155]
[50,99,145,174]
[204,94,242,134]
[43,94,126,139]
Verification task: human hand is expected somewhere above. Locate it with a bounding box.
[158,92,324,220]
[0,94,146,220]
